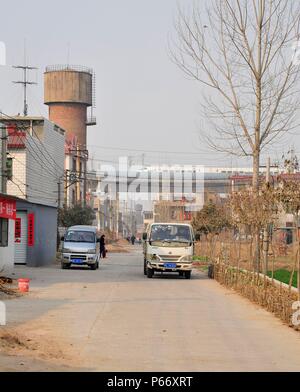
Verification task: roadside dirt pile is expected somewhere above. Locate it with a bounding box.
[0,278,18,297]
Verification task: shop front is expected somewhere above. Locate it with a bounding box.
[0,195,16,276]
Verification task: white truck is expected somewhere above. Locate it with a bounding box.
[143,223,196,279]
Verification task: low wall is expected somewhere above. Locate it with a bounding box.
[213,262,299,328]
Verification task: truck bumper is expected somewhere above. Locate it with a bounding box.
[147,261,193,272]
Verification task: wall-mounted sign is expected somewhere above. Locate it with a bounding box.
[0,197,16,220]
[15,217,21,243]
[27,213,35,247]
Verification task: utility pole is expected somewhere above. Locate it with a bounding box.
[1,125,7,194]
[13,65,38,116]
[97,197,101,231]
[83,151,87,208]
[64,171,68,206]
[263,157,271,275]
[57,180,61,210]
[76,145,81,205]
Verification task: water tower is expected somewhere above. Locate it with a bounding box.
[44,65,96,148]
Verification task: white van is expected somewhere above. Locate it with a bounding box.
[61,226,100,270]
[143,223,195,279]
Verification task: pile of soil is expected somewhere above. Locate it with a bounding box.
[0,278,18,298]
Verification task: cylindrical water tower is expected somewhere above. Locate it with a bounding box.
[44,65,96,148]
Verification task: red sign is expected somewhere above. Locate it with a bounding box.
[15,217,21,243]
[27,213,35,247]
[184,212,192,221]
[7,124,26,149]
[0,197,16,220]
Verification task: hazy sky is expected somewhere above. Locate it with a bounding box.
[0,0,299,168]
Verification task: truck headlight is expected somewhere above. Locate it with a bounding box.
[87,249,96,254]
[151,254,161,261]
[62,248,71,253]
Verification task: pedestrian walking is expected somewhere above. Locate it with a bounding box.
[100,235,107,258]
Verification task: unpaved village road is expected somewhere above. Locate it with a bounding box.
[1,246,300,371]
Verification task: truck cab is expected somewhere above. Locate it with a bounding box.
[143,223,195,279]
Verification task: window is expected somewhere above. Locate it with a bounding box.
[150,224,192,244]
[0,218,9,247]
[65,230,95,243]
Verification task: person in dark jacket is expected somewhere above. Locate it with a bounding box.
[100,235,107,258]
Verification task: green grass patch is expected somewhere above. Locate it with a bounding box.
[267,269,298,288]
[193,256,209,262]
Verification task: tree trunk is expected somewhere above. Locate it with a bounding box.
[253,150,261,271]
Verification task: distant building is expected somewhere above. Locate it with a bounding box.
[153,199,195,224]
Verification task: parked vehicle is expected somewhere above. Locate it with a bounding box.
[61,226,100,270]
[143,223,195,279]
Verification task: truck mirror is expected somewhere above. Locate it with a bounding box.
[61,236,65,241]
[142,233,147,241]
[195,234,201,241]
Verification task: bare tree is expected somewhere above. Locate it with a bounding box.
[172,0,300,191]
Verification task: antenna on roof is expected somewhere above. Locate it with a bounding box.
[12,43,38,116]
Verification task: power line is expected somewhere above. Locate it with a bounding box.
[12,176,57,200]
[88,144,219,156]
[8,153,61,182]
[12,128,62,180]
[0,112,64,179]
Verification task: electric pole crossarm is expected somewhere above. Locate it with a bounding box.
[12,64,38,116]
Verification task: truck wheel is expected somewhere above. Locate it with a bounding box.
[179,271,184,277]
[61,263,70,270]
[147,267,154,278]
[90,263,97,270]
[144,259,147,275]
[185,271,191,279]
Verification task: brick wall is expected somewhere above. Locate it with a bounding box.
[7,151,27,198]
[49,103,87,148]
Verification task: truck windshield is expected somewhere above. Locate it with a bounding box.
[65,231,95,243]
[150,225,192,246]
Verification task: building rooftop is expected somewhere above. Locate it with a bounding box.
[0,116,66,134]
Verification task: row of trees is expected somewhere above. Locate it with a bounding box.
[58,205,96,228]
[192,178,300,295]
[172,0,300,271]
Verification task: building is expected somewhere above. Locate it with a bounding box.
[143,211,154,228]
[153,199,195,224]
[0,116,65,266]
[44,65,96,206]
[0,194,17,275]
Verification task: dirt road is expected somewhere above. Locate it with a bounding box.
[1,247,300,371]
